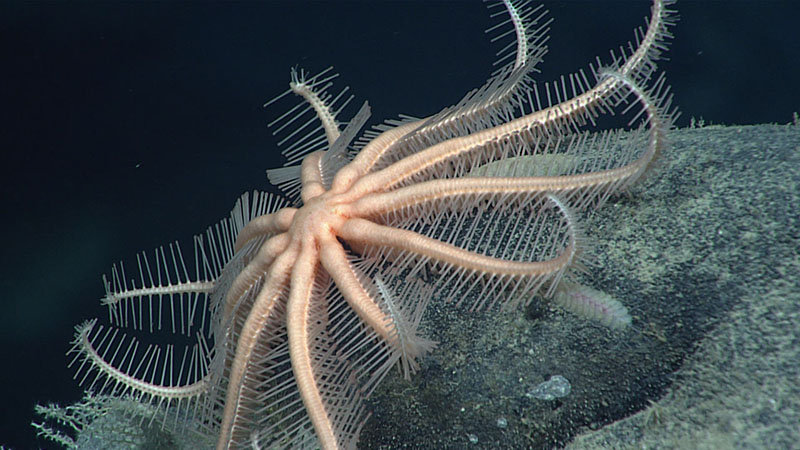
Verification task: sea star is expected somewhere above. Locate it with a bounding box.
[68,0,676,448]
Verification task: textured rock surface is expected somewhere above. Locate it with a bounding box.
[360,124,800,449]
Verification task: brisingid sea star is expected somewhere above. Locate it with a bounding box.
[68,0,677,448]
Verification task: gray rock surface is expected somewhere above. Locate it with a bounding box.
[360,124,800,449]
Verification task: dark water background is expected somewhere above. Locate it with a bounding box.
[1,1,798,448]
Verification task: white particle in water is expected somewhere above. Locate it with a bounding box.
[496,417,508,429]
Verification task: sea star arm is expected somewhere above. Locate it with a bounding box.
[216,246,296,450]
[319,240,395,344]
[339,213,575,280]
[350,175,622,218]
[285,241,341,450]
[233,207,295,252]
[69,319,210,402]
[319,237,432,374]
[222,232,290,320]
